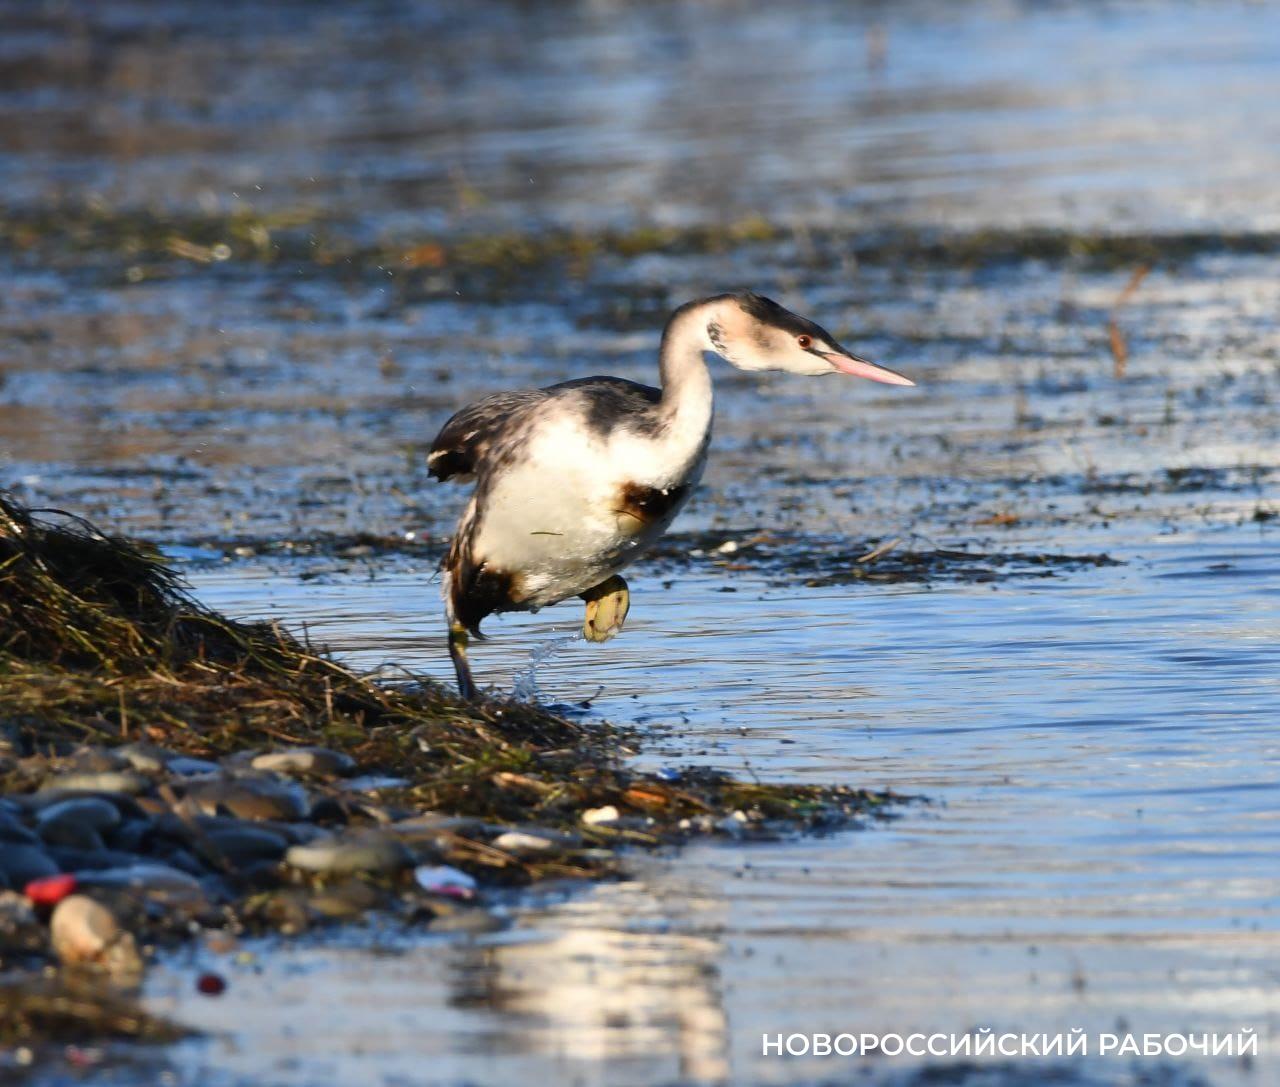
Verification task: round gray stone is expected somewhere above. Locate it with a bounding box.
[251,747,356,778]
[42,771,149,796]
[0,811,40,846]
[0,844,60,887]
[75,863,204,904]
[37,820,105,852]
[285,832,411,876]
[181,776,309,821]
[206,825,289,864]
[37,796,122,833]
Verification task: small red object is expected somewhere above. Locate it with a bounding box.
[24,873,78,907]
[196,972,227,996]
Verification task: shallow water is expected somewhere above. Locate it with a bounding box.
[4,0,1280,1084]
[5,0,1280,233]
[147,524,1280,1086]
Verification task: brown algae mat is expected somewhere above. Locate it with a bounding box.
[0,492,895,1054]
[5,201,1275,296]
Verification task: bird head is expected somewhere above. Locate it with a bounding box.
[706,291,914,386]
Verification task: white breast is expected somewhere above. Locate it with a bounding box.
[471,407,708,608]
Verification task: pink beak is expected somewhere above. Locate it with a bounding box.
[824,351,915,387]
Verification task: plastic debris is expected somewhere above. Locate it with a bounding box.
[24,873,79,908]
[196,972,227,996]
[414,865,477,900]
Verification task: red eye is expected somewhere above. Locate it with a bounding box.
[797,335,812,349]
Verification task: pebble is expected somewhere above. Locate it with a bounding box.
[581,805,620,826]
[253,889,310,935]
[37,819,105,852]
[181,776,310,822]
[115,743,172,774]
[47,847,149,872]
[37,796,122,833]
[75,863,204,904]
[392,813,486,836]
[108,818,158,855]
[205,825,288,864]
[150,847,207,879]
[166,757,221,777]
[0,810,40,845]
[285,832,411,876]
[190,813,324,845]
[50,894,142,975]
[343,797,410,824]
[389,814,484,857]
[715,811,750,837]
[27,789,147,821]
[308,880,382,919]
[251,747,355,778]
[341,774,410,793]
[491,828,578,855]
[0,844,60,888]
[42,771,149,796]
[58,748,128,773]
[427,909,506,935]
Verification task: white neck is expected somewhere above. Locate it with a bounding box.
[658,297,724,439]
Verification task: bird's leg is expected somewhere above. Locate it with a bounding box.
[581,575,630,643]
[448,621,478,700]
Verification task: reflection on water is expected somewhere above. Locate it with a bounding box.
[158,529,1280,1085]
[4,0,1280,232]
[150,877,732,1087]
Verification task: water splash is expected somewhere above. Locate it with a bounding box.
[510,629,582,704]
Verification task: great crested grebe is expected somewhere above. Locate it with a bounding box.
[429,291,914,699]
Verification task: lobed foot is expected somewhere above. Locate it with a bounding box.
[581,575,630,643]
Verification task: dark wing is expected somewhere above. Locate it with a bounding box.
[545,376,662,437]
[427,389,549,483]
[429,378,663,483]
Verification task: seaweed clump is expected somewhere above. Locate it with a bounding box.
[0,494,882,824]
[0,493,575,764]
[0,493,892,1055]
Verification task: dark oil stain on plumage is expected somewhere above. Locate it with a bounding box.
[442,492,530,635]
[451,554,526,636]
[616,481,690,527]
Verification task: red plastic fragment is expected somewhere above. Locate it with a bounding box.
[196,972,227,996]
[24,873,78,907]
